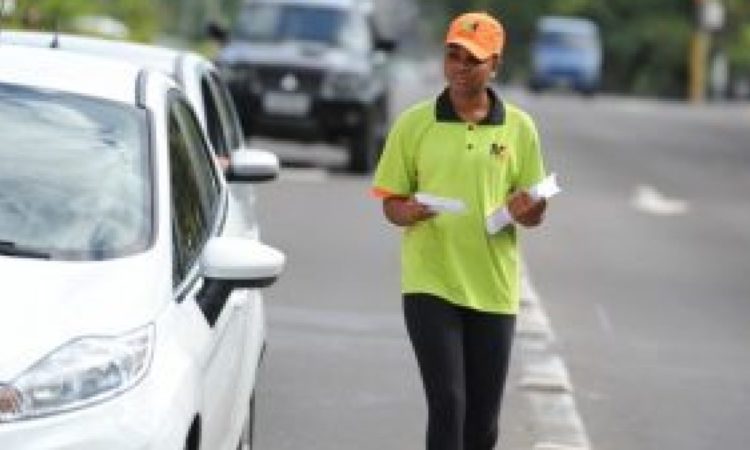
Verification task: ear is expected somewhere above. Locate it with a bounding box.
[490,54,501,73]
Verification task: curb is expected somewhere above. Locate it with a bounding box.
[517,266,591,450]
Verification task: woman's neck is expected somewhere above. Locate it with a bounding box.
[449,87,490,123]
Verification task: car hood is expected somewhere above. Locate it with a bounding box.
[218,40,369,73]
[0,250,171,381]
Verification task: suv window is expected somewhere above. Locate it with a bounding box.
[234,4,346,46]
[338,9,372,53]
[0,83,151,260]
[168,96,221,285]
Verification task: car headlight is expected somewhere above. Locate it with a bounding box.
[0,324,154,422]
[322,71,370,98]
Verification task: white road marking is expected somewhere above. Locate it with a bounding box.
[520,355,573,393]
[519,266,592,449]
[527,392,590,450]
[595,303,614,336]
[517,301,554,340]
[535,441,590,450]
[632,184,689,216]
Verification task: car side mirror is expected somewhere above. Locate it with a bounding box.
[201,237,285,289]
[226,148,280,183]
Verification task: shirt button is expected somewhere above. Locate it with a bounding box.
[467,144,473,149]
[468,124,475,131]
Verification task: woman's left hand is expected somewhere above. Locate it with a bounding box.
[507,190,546,227]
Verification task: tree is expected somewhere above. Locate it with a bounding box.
[413,0,750,98]
[7,0,157,42]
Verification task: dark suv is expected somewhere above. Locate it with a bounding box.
[216,0,394,173]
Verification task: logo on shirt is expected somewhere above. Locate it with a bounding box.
[490,142,508,160]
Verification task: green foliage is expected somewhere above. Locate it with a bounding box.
[7,0,98,29]
[723,0,750,75]
[5,0,157,42]
[155,0,244,41]
[103,0,158,42]
[416,0,750,98]
[728,24,750,71]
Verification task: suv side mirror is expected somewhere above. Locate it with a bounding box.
[226,148,280,183]
[375,38,397,53]
[206,21,229,45]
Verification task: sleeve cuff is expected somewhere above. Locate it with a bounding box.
[369,187,408,199]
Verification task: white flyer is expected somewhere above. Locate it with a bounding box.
[529,173,561,202]
[414,193,467,214]
[485,173,561,234]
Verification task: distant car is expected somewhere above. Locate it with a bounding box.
[529,16,602,95]
[0,45,284,449]
[215,0,396,173]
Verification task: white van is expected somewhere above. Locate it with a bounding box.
[530,16,603,95]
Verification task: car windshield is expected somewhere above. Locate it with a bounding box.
[233,4,347,46]
[537,30,598,49]
[0,83,152,260]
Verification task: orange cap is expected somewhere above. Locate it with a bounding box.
[445,12,505,60]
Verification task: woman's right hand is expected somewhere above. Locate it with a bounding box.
[383,196,436,227]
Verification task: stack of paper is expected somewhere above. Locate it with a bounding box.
[414,193,467,214]
[486,173,561,234]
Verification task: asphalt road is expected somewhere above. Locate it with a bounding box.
[242,58,750,450]
[518,90,750,450]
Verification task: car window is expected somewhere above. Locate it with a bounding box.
[338,11,372,53]
[201,72,244,153]
[201,76,231,158]
[0,83,151,260]
[209,72,244,150]
[233,4,346,46]
[168,96,221,284]
[536,27,599,49]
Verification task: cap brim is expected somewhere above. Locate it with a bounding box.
[446,38,493,61]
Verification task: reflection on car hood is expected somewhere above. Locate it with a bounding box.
[218,41,369,73]
[0,249,170,380]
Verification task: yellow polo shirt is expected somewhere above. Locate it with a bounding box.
[372,87,546,314]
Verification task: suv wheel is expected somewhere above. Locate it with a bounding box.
[347,113,381,175]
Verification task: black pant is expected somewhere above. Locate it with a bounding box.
[403,293,516,450]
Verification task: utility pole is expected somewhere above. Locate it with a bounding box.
[689,0,725,102]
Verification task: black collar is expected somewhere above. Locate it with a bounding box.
[435,86,505,125]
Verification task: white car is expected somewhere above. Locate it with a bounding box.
[0,46,284,449]
[0,33,281,443]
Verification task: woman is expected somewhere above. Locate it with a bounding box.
[371,11,548,450]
